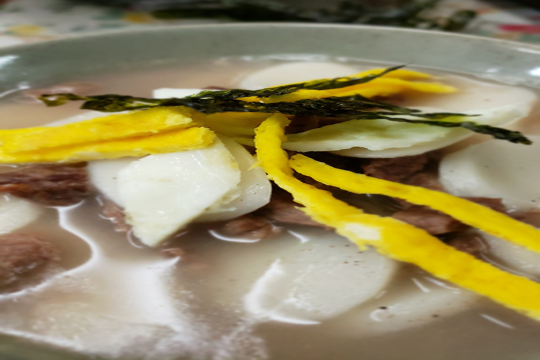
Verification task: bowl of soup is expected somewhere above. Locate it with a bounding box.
[1,23,540,360]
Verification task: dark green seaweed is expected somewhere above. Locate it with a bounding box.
[40,93,531,145]
[186,65,406,100]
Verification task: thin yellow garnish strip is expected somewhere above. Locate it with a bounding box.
[254,113,540,321]
[262,78,456,103]
[290,155,540,255]
[1,106,196,153]
[236,68,453,103]
[0,126,214,163]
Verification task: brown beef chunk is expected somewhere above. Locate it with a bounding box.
[286,115,320,134]
[221,214,281,240]
[101,200,131,232]
[361,154,429,182]
[0,164,93,206]
[393,205,467,235]
[393,197,507,235]
[443,232,487,257]
[0,233,60,286]
[260,191,327,228]
[404,171,445,191]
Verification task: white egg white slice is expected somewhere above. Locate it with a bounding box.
[0,194,42,234]
[196,136,271,222]
[238,61,359,90]
[440,135,540,212]
[328,274,479,337]
[117,138,241,247]
[333,104,528,158]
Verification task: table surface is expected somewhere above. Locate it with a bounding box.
[0,0,539,48]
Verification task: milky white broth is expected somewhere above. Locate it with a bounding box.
[1,58,540,360]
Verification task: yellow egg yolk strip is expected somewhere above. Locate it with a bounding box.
[0,126,214,163]
[1,106,196,154]
[290,155,540,255]
[254,113,540,321]
[261,78,456,103]
[237,68,453,103]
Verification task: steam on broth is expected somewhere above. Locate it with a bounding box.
[0,58,540,360]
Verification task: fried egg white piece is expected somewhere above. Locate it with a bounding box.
[440,135,540,212]
[238,61,360,90]
[117,139,241,247]
[333,104,528,158]
[328,272,479,337]
[0,194,42,234]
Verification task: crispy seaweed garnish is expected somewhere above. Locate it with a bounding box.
[187,65,405,100]
[40,93,531,145]
[40,93,423,115]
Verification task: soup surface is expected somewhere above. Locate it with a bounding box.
[1,57,540,360]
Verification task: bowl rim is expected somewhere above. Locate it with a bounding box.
[2,22,540,54]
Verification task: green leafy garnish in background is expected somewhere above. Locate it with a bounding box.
[145,0,476,32]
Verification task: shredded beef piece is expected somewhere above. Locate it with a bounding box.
[101,200,131,232]
[0,233,60,286]
[300,151,364,172]
[286,115,320,134]
[404,171,445,191]
[442,232,487,257]
[362,154,429,182]
[260,190,327,228]
[393,196,508,235]
[221,214,281,240]
[0,164,93,206]
[286,116,346,135]
[393,205,467,235]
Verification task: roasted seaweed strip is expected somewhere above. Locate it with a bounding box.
[40,93,530,144]
[186,65,406,100]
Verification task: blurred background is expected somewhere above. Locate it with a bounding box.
[0,0,539,47]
